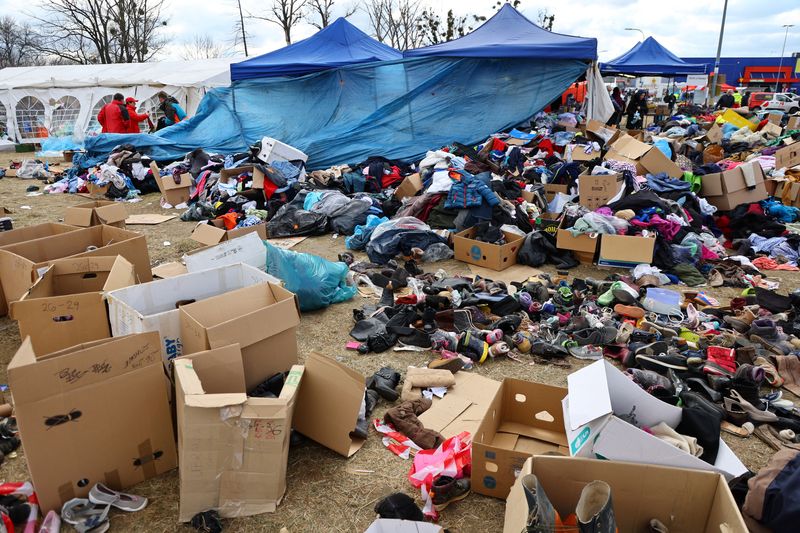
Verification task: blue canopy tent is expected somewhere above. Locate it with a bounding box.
[230,18,402,80]
[404,4,597,60]
[600,37,706,75]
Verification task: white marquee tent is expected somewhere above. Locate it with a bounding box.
[0,58,238,144]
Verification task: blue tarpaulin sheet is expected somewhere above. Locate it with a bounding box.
[84,56,588,169]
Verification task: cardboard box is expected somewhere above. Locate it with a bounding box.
[788,115,800,131]
[472,378,568,499]
[699,161,768,210]
[556,219,598,264]
[761,121,783,137]
[10,256,136,354]
[64,200,127,228]
[504,456,747,533]
[175,344,304,521]
[774,180,800,207]
[597,233,656,268]
[365,520,443,533]
[419,372,501,439]
[107,263,277,367]
[190,219,268,246]
[567,144,601,162]
[578,172,623,210]
[562,360,747,479]
[293,352,367,457]
[775,141,800,170]
[149,162,192,206]
[453,228,524,271]
[84,181,110,199]
[393,173,423,200]
[255,137,308,164]
[706,123,723,144]
[604,134,683,178]
[180,283,300,391]
[8,333,177,512]
[0,225,151,314]
[767,111,783,125]
[218,165,269,190]
[543,183,569,203]
[184,232,269,273]
[585,120,619,146]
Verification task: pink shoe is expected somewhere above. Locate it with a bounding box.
[38,510,61,533]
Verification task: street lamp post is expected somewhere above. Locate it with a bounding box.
[776,25,794,93]
[709,0,729,106]
[625,27,645,42]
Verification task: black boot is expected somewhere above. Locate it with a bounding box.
[423,307,437,333]
[380,287,395,307]
[576,480,616,533]
[367,367,401,401]
[521,474,556,532]
[352,389,380,439]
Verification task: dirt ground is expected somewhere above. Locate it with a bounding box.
[0,155,797,532]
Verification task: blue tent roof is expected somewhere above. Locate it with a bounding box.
[403,5,596,61]
[230,18,402,80]
[600,37,706,75]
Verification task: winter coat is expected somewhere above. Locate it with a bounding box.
[126,105,153,133]
[444,170,500,210]
[97,101,130,133]
[159,97,187,126]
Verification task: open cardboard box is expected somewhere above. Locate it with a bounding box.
[775,141,800,171]
[149,161,192,206]
[562,360,747,480]
[64,200,127,228]
[10,256,136,354]
[175,344,304,521]
[567,144,601,162]
[219,165,269,190]
[106,263,277,368]
[8,332,177,513]
[394,173,423,200]
[184,232,268,272]
[453,228,523,271]
[472,378,568,499]
[504,456,747,533]
[83,181,111,199]
[556,218,598,265]
[419,372,501,439]
[585,120,619,146]
[0,224,151,315]
[190,219,268,246]
[597,233,656,268]
[699,160,768,210]
[604,134,683,178]
[578,171,623,210]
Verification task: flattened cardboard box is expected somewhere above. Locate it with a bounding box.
[453,228,524,271]
[472,378,568,499]
[10,256,136,354]
[175,344,304,521]
[394,173,423,200]
[0,224,151,316]
[8,333,177,513]
[504,456,747,533]
[190,219,268,246]
[149,162,191,206]
[64,200,127,228]
[179,283,301,392]
[106,263,276,368]
[788,115,800,131]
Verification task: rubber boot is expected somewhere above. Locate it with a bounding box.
[423,307,437,333]
[367,367,401,401]
[521,474,556,533]
[431,476,470,511]
[576,480,616,533]
[352,389,379,440]
[380,287,395,308]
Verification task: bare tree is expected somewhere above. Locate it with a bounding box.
[362,0,423,50]
[180,34,234,60]
[0,16,40,67]
[249,0,307,46]
[306,0,356,29]
[537,8,554,31]
[30,0,168,64]
[416,9,485,46]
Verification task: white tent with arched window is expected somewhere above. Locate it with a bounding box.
[0,58,237,144]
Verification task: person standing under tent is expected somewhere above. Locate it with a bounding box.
[607,87,625,127]
[125,97,154,133]
[625,91,647,129]
[155,91,187,130]
[97,93,130,134]
[664,91,677,115]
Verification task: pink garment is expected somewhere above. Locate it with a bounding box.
[700,245,719,260]
[595,206,614,216]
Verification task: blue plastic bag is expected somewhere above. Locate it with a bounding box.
[264,242,357,311]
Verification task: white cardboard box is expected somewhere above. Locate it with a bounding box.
[255,137,308,165]
[364,519,443,533]
[106,263,278,367]
[184,232,266,272]
[562,360,747,480]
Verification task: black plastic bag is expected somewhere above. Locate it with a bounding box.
[267,205,328,237]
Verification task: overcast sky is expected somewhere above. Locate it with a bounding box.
[2,0,799,62]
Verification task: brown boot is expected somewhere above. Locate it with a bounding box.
[431,476,470,511]
[384,398,444,450]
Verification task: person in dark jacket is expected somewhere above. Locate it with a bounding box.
[97,93,130,134]
[155,91,187,130]
[715,90,735,110]
[625,91,648,129]
[607,87,625,126]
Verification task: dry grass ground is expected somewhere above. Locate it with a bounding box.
[0,155,796,532]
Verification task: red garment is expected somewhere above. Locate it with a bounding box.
[126,104,153,133]
[537,139,554,157]
[97,101,130,133]
[381,166,404,188]
[490,137,508,152]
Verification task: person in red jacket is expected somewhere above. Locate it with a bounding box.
[97,93,130,133]
[124,97,154,133]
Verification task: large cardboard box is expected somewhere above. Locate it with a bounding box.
[180,283,300,391]
[788,115,800,131]
[107,263,277,367]
[10,256,136,354]
[472,378,568,499]
[393,173,423,200]
[64,200,127,228]
[149,162,192,206]
[219,165,268,189]
[699,161,768,210]
[184,232,268,272]
[190,219,268,246]
[585,120,619,146]
[775,141,800,170]
[567,144,601,162]
[604,134,683,178]
[597,233,656,268]
[578,172,623,210]
[8,333,177,513]
[175,344,304,521]
[562,360,747,479]
[556,219,598,264]
[0,225,151,314]
[453,228,524,271]
[504,456,747,533]
[419,372,502,439]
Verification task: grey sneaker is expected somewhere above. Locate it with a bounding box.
[88,483,148,512]
[61,498,110,533]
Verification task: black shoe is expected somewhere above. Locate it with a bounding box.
[685,377,722,402]
[422,307,437,333]
[635,353,688,373]
[367,367,401,401]
[379,288,395,307]
[396,328,432,348]
[680,390,725,419]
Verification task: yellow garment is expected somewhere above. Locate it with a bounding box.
[733,92,742,104]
